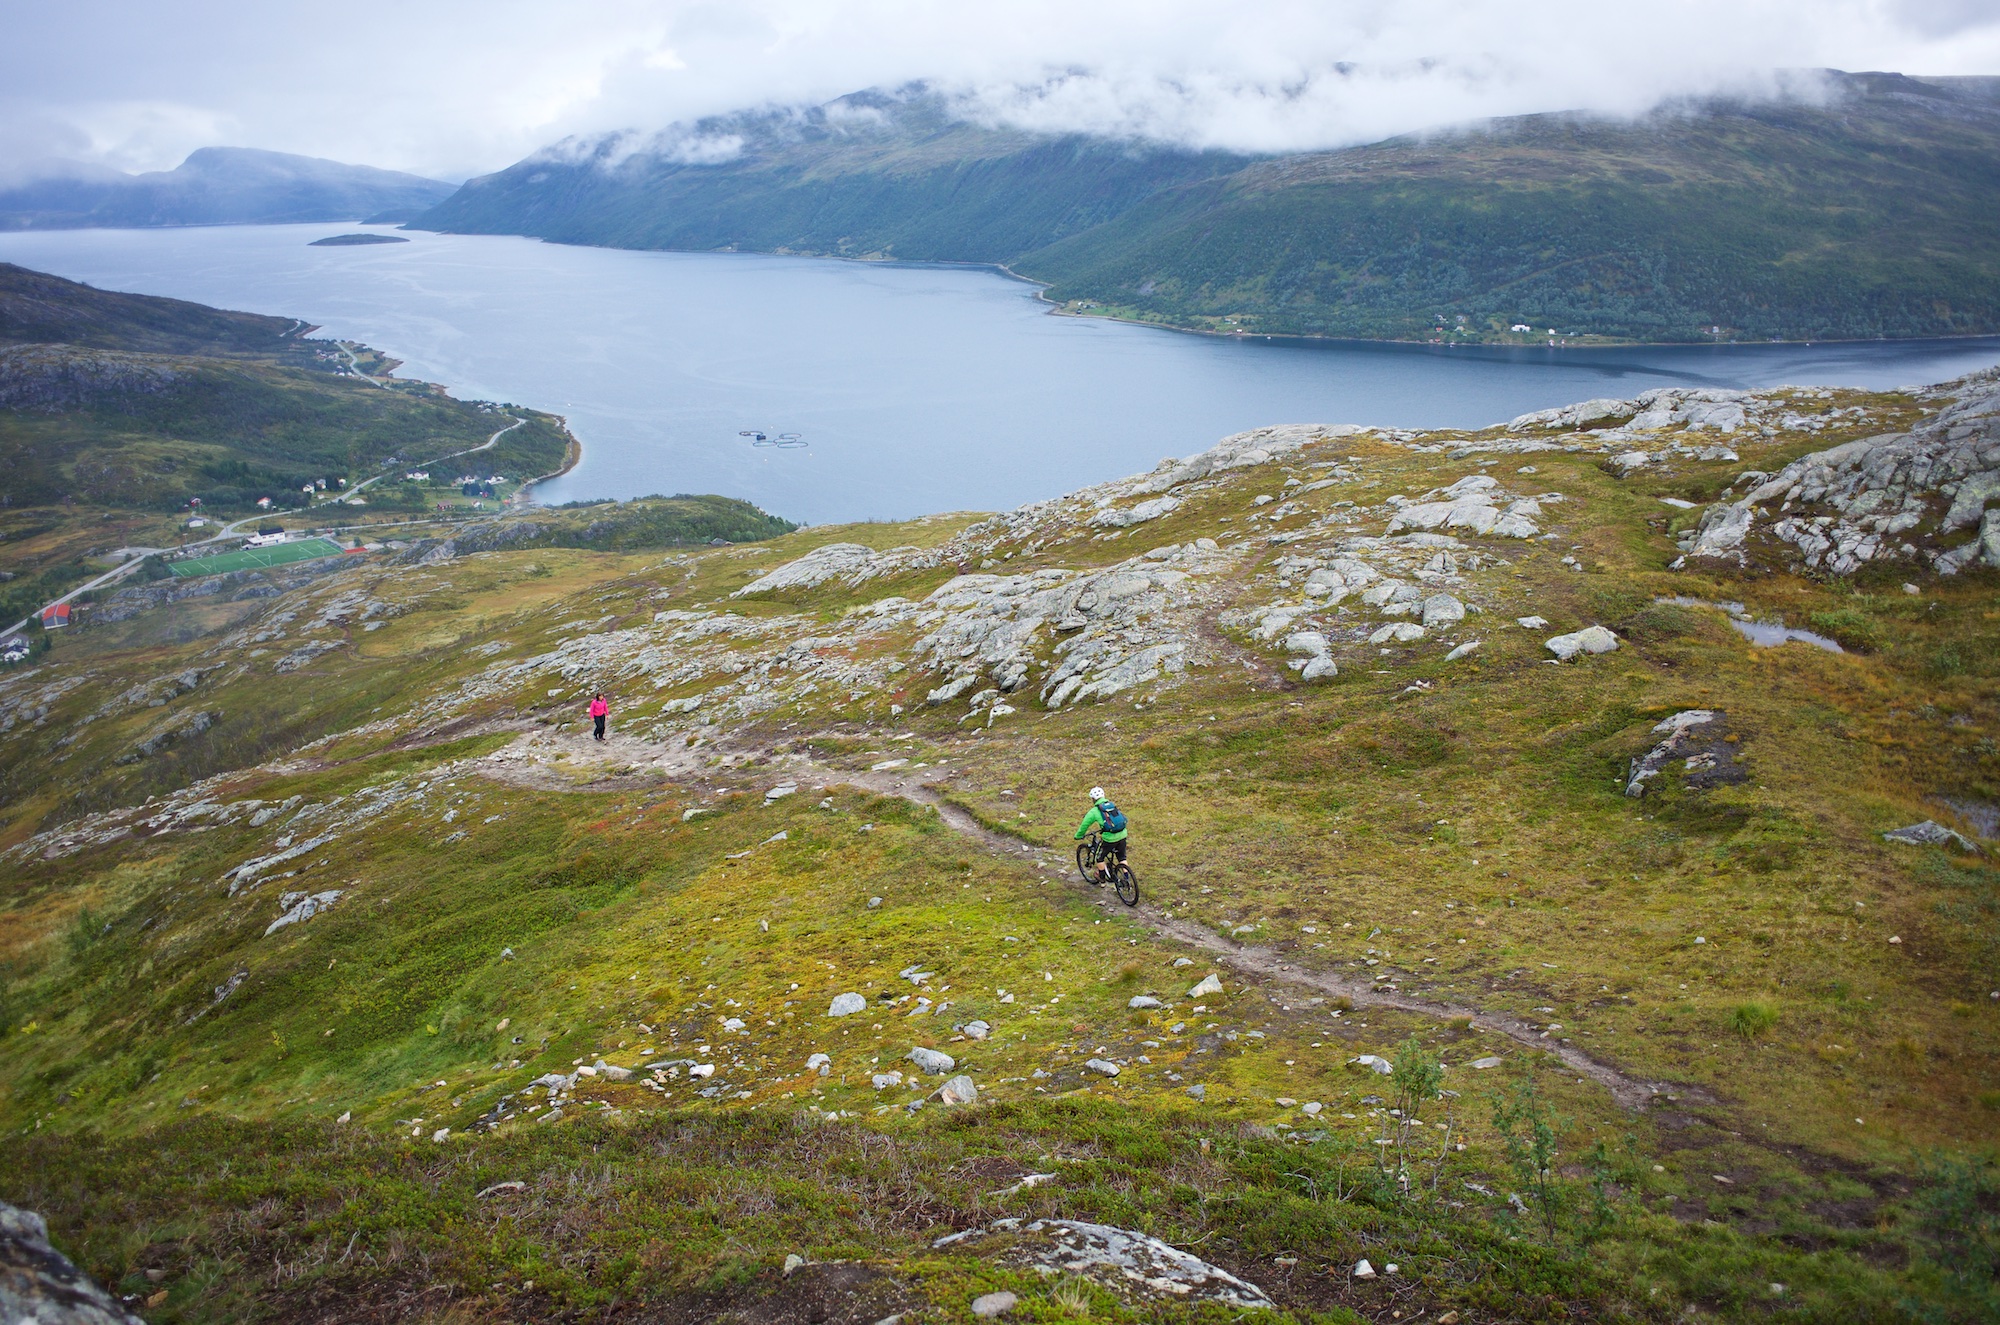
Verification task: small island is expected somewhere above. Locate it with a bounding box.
[308,233,410,246]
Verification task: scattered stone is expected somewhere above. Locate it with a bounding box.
[1085,1058,1121,1077]
[1301,1101,1323,1116]
[1128,995,1163,1009]
[1516,615,1549,629]
[1368,621,1427,645]
[1444,640,1481,661]
[870,758,908,771]
[935,1075,980,1105]
[806,1053,832,1075]
[1186,1083,1206,1101]
[600,1065,633,1082]
[909,1047,956,1075]
[1352,1055,1394,1075]
[828,992,867,1017]
[970,1290,1018,1317]
[476,1181,526,1198]
[1470,1056,1504,1070]
[1188,973,1224,998]
[868,896,883,908]
[1353,1258,1377,1280]
[872,1072,904,1090]
[1545,625,1620,660]
[1884,821,1982,853]
[1420,593,1466,629]
[963,1020,992,1040]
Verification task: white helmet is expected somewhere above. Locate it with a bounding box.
[1089,786,1105,801]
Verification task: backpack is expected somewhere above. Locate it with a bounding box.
[1098,800,1127,834]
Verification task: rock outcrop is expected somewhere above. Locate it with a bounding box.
[1680,370,2000,576]
[0,1202,142,1325]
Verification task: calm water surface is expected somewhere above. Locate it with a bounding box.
[4,224,1997,524]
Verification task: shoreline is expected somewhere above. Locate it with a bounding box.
[511,422,584,509]
[446,229,2000,353]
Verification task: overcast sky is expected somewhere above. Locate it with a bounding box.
[3,0,1997,181]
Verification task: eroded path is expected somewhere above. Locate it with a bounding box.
[473,722,1701,1113]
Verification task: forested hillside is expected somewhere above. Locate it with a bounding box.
[420,87,1248,264]
[417,73,2000,344]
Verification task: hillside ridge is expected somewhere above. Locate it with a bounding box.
[415,71,2000,345]
[2,359,1996,1320]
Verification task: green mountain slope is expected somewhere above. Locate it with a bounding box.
[2,372,1996,1322]
[0,265,573,515]
[418,87,1250,262]
[1021,73,2000,342]
[0,261,310,357]
[418,72,2000,343]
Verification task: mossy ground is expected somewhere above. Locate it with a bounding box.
[2,387,1997,1322]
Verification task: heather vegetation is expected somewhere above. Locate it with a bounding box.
[2,359,1995,1321]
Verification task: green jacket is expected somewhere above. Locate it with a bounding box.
[1074,802,1127,843]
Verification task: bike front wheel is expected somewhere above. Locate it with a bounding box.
[1114,863,1139,907]
[1075,842,1096,882]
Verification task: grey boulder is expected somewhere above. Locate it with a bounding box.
[1545,626,1620,660]
[1884,820,1982,853]
[0,1201,142,1324]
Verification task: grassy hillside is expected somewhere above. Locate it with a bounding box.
[419,73,2000,344]
[2,378,1995,1322]
[0,263,576,516]
[0,261,312,358]
[0,263,805,662]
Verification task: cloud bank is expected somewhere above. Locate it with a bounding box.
[2,0,1997,180]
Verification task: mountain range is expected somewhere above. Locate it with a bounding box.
[0,147,455,230]
[414,72,2000,344]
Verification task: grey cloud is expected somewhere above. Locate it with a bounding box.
[2,0,1997,178]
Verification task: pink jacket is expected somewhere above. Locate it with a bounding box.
[588,698,608,718]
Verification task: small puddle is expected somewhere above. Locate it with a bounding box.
[1655,596,1844,653]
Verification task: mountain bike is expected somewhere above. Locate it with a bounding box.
[1076,831,1139,907]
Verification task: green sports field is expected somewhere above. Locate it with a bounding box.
[166,537,347,578]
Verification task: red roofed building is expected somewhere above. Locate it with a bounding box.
[41,603,70,628]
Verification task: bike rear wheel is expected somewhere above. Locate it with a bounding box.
[1075,842,1096,882]
[1114,863,1139,907]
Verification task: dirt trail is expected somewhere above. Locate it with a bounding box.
[468,719,1697,1113]
[826,762,1700,1113]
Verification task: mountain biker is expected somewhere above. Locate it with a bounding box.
[1073,786,1128,885]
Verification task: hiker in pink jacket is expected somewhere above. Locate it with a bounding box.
[589,692,609,741]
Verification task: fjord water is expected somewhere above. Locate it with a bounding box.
[4,224,1997,525]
